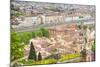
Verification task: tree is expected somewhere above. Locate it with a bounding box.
[24,33,32,44]
[11,3,14,10]
[11,31,24,61]
[78,25,81,29]
[19,32,32,44]
[92,41,95,52]
[40,28,50,37]
[38,52,42,61]
[35,30,43,37]
[91,40,96,61]
[80,48,87,61]
[28,42,37,61]
[32,32,36,38]
[79,16,84,18]
[78,22,84,30]
[83,25,87,30]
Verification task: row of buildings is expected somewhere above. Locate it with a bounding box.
[11,1,94,28]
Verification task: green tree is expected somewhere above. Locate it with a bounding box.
[79,16,84,18]
[83,25,87,30]
[40,28,50,37]
[37,52,42,61]
[78,25,81,29]
[92,41,95,52]
[19,32,32,44]
[32,32,36,38]
[11,3,14,10]
[11,31,24,61]
[80,48,87,61]
[12,11,24,17]
[35,30,43,37]
[24,33,32,44]
[28,42,37,61]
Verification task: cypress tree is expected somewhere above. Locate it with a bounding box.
[38,52,42,61]
[28,42,37,61]
[80,48,87,61]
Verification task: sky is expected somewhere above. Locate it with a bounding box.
[14,0,95,5]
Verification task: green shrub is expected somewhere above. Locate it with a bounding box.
[58,54,80,62]
[35,59,57,64]
[19,58,57,65]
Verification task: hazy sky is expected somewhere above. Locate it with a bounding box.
[14,0,95,5]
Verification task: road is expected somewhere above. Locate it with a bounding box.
[12,18,95,32]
